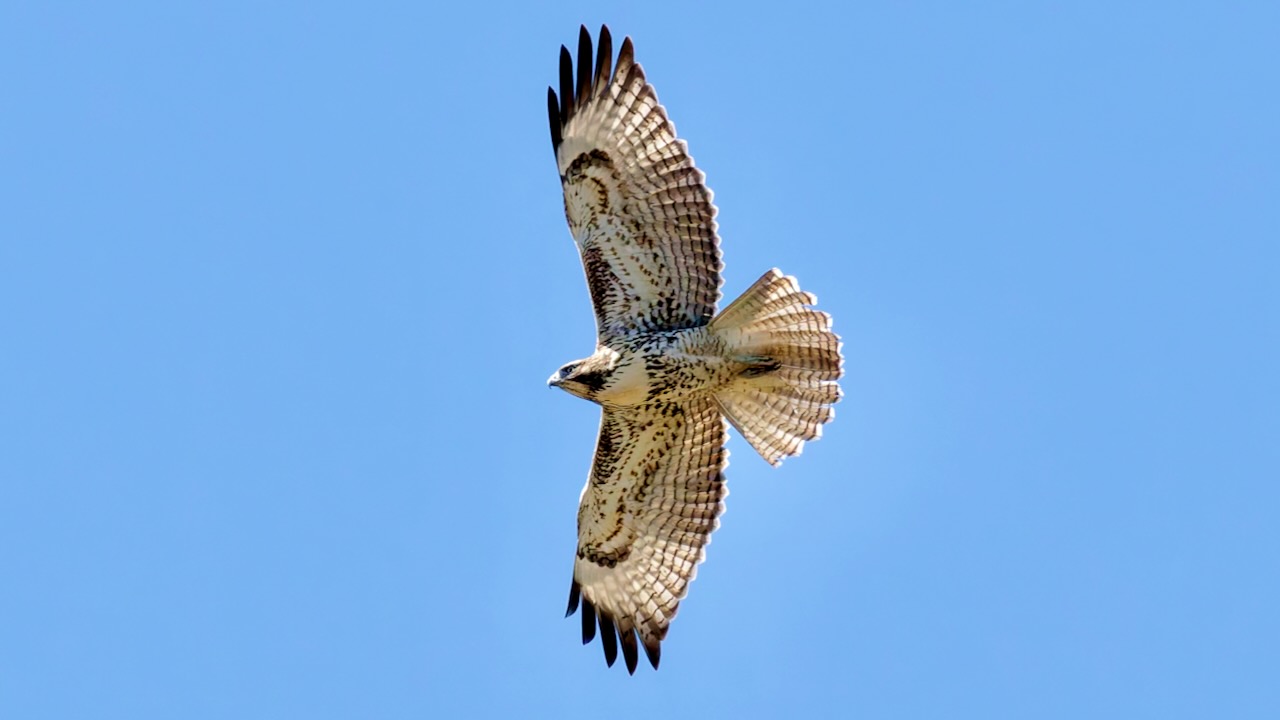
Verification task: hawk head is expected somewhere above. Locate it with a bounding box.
[548,349,618,401]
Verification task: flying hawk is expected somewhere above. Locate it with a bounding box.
[547,25,843,673]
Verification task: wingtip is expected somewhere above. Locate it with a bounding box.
[575,25,593,102]
[550,24,627,156]
[564,578,580,617]
[619,625,639,674]
[599,614,619,667]
[643,638,661,670]
[547,86,562,154]
[580,598,597,645]
[558,44,574,120]
[593,25,614,96]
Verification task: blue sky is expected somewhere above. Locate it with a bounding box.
[2,1,1277,717]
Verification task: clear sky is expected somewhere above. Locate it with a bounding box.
[2,2,1277,718]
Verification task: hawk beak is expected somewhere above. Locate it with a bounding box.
[547,372,562,388]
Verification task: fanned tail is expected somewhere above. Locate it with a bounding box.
[710,269,843,465]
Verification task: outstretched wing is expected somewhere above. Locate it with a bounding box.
[548,25,723,342]
[565,396,729,673]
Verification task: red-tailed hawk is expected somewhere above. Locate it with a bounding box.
[547,25,843,673]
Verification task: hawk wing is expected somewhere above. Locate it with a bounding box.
[564,396,729,673]
[548,25,723,342]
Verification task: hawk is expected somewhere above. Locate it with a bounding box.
[546,25,843,673]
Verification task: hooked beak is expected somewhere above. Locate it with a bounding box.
[547,372,562,388]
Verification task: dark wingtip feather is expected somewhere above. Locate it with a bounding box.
[547,87,562,154]
[619,626,639,675]
[618,35,635,68]
[599,614,619,667]
[575,25,593,104]
[594,26,613,95]
[643,637,661,670]
[551,26,619,157]
[580,598,597,645]
[564,578,580,617]
[558,45,574,121]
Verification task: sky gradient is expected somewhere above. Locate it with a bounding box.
[2,2,1277,718]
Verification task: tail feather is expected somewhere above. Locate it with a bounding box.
[710,269,843,466]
